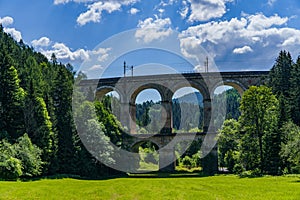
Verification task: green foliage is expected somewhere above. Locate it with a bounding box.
[0,157,23,180]
[218,119,240,171]
[290,56,300,125]
[280,122,300,173]
[0,60,25,139]
[268,50,293,124]
[239,85,279,174]
[24,96,55,172]
[0,134,43,180]
[94,101,123,146]
[213,89,241,129]
[0,140,22,180]
[14,134,43,177]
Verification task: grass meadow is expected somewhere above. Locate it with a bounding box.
[0,174,299,200]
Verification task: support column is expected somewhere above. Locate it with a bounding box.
[160,100,172,134]
[203,98,212,133]
[202,144,218,175]
[119,102,131,133]
[159,147,175,172]
[129,102,136,134]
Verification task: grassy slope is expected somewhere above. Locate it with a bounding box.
[0,175,299,200]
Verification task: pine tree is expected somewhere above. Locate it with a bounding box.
[289,56,300,125]
[0,53,25,140]
[52,64,77,174]
[268,50,293,124]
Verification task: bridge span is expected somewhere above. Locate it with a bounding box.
[77,71,269,173]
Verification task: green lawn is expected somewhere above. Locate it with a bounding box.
[0,175,299,200]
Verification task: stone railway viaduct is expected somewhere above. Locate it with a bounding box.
[78,71,269,174]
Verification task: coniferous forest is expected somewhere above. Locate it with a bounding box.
[0,25,300,180]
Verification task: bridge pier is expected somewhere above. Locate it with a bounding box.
[159,148,176,172]
[203,99,212,132]
[160,100,173,134]
[202,144,218,175]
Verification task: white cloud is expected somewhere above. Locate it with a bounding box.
[88,64,103,71]
[32,36,112,64]
[179,5,189,19]
[247,13,288,31]
[135,17,173,43]
[31,37,51,47]
[4,28,22,41]
[54,0,98,5]
[180,13,300,68]
[92,47,111,62]
[77,1,122,26]
[54,0,139,25]
[187,0,233,22]
[233,46,253,54]
[129,7,140,15]
[41,42,90,61]
[0,16,14,27]
[0,16,22,42]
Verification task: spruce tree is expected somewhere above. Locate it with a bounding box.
[289,56,300,125]
[268,50,293,124]
[0,53,25,140]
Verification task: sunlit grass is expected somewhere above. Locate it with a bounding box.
[0,175,299,199]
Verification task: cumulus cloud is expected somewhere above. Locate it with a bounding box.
[247,13,288,31]
[0,16,22,42]
[129,7,140,15]
[180,13,300,69]
[31,36,112,64]
[0,16,14,27]
[187,0,233,22]
[42,42,90,61]
[54,0,139,25]
[88,64,103,71]
[92,47,111,62]
[135,17,173,43]
[31,37,51,47]
[77,1,122,26]
[233,46,253,54]
[4,28,22,41]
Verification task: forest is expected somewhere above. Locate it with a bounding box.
[0,25,299,180]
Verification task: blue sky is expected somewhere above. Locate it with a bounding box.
[1,0,300,78]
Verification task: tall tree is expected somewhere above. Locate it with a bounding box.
[289,56,300,125]
[52,64,77,174]
[268,50,293,124]
[239,86,279,174]
[0,54,25,140]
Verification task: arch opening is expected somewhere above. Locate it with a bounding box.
[131,141,159,172]
[95,87,121,123]
[174,138,203,171]
[172,87,204,133]
[134,88,164,134]
[213,85,241,130]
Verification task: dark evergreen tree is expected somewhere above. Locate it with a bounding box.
[268,50,293,124]
[0,54,25,140]
[289,56,300,125]
[52,64,77,174]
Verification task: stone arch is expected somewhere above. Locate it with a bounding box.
[95,86,124,102]
[212,79,246,97]
[171,80,210,101]
[131,140,161,153]
[129,83,166,104]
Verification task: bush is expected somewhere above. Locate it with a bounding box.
[0,134,43,180]
[14,134,43,177]
[0,157,23,180]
